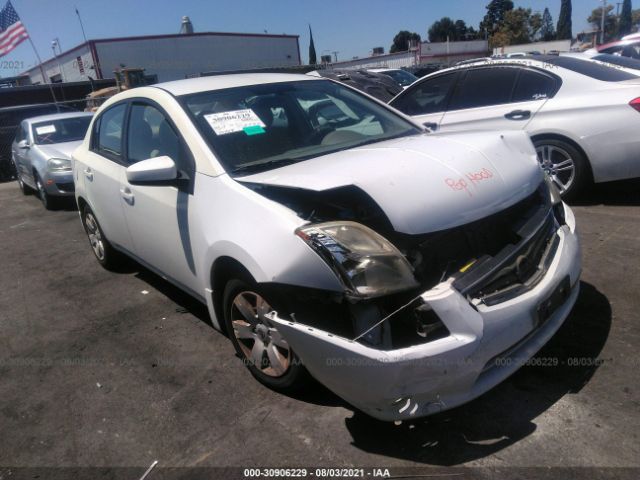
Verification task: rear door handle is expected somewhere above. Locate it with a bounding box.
[120,186,135,205]
[504,110,531,120]
[83,168,93,181]
[423,122,439,131]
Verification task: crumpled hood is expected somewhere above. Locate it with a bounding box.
[36,141,82,160]
[237,131,543,234]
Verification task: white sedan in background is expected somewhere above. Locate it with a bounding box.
[390,55,640,198]
[73,73,580,421]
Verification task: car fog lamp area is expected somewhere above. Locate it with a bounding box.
[295,221,419,298]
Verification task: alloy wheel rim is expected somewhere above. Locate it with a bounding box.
[84,213,105,261]
[535,144,575,194]
[231,291,291,377]
[36,178,46,205]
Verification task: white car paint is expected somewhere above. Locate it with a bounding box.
[391,56,640,185]
[74,73,580,421]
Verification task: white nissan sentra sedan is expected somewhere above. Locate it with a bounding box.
[73,74,581,421]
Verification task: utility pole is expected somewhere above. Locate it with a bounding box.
[332,51,339,62]
[51,39,65,82]
[600,0,607,44]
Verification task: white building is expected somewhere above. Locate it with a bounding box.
[493,39,573,56]
[329,40,489,70]
[24,31,301,84]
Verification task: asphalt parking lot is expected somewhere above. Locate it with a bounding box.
[0,179,639,477]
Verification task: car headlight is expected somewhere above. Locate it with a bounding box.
[47,158,72,172]
[295,221,418,298]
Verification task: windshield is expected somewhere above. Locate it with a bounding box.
[32,116,92,145]
[179,79,421,175]
[382,69,419,87]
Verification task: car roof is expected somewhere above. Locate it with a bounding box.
[154,73,319,96]
[598,38,640,50]
[25,111,93,124]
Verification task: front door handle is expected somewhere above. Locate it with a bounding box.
[120,187,135,205]
[423,122,439,131]
[504,109,531,120]
[83,168,93,181]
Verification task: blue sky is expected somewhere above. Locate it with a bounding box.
[3,0,599,77]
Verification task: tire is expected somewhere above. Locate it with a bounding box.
[533,138,591,201]
[81,205,123,270]
[15,168,33,195]
[223,278,309,392]
[34,173,57,210]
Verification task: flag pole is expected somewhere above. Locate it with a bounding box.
[9,0,60,107]
[75,6,88,44]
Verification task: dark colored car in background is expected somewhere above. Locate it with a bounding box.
[308,69,403,102]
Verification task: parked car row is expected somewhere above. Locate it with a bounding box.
[8,53,637,421]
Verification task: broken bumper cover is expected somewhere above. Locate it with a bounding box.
[268,207,581,421]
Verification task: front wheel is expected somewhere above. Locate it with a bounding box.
[81,206,123,270]
[35,174,56,210]
[533,138,590,201]
[223,279,309,392]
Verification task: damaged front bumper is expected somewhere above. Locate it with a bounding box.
[267,205,581,421]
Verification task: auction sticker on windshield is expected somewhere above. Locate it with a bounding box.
[35,125,56,135]
[204,109,266,135]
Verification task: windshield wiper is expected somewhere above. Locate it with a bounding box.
[348,130,418,150]
[230,157,301,176]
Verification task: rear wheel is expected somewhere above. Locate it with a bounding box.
[81,206,123,270]
[533,138,590,201]
[223,278,308,392]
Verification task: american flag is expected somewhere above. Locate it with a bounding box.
[0,0,28,58]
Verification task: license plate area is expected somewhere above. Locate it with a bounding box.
[535,275,571,328]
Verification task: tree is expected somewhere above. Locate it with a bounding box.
[480,0,515,37]
[588,4,617,42]
[540,7,556,41]
[428,17,474,42]
[634,8,640,27]
[390,30,421,53]
[619,0,633,37]
[308,25,317,65]
[490,7,541,48]
[557,0,573,40]
[529,11,543,40]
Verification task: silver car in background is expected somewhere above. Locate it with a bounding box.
[12,112,93,209]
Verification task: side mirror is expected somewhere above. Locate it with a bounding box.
[18,139,30,149]
[126,156,177,184]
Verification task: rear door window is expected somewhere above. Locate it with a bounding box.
[448,67,519,110]
[512,69,559,102]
